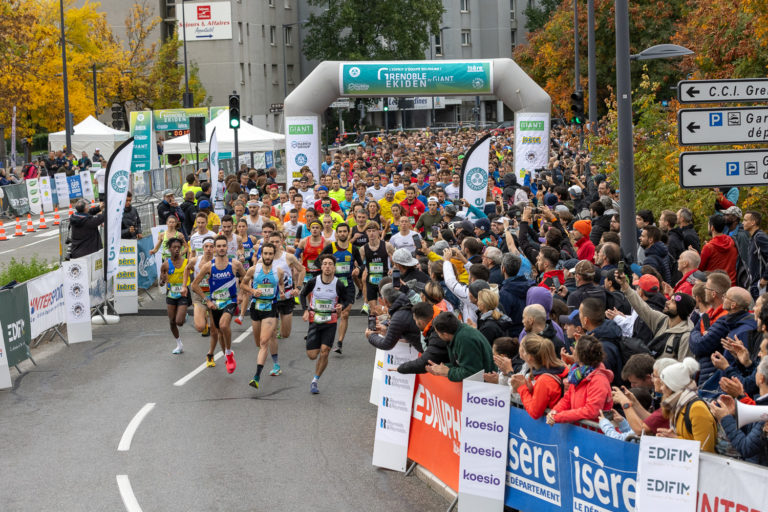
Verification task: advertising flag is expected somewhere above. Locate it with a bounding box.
[104,138,135,283]
[208,127,219,177]
[459,134,492,217]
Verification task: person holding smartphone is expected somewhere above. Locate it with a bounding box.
[389,216,421,253]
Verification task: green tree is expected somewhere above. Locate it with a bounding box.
[302,0,444,61]
[524,0,562,33]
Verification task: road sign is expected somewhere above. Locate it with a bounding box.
[678,106,768,145]
[680,149,768,188]
[678,78,768,104]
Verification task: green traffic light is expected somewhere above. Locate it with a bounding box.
[230,118,240,128]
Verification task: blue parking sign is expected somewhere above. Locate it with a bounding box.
[710,112,723,126]
[726,162,740,176]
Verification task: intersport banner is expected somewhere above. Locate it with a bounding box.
[408,373,463,491]
[697,452,768,511]
[27,270,66,338]
[513,113,550,180]
[285,117,319,182]
[104,138,135,282]
[459,134,491,214]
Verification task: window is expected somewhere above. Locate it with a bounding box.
[269,25,276,45]
[284,0,291,8]
[434,33,443,56]
[248,63,252,76]
[511,30,517,51]
[240,63,245,84]
[461,30,471,46]
[460,0,469,12]
[268,0,274,6]
[284,26,293,46]
[271,64,279,85]
[510,0,515,20]
[238,22,243,44]
[287,64,295,85]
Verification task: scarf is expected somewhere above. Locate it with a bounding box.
[567,364,595,386]
[662,388,698,431]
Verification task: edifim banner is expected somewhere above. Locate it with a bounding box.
[513,113,549,180]
[459,134,491,215]
[285,117,319,182]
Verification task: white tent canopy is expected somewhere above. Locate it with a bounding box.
[48,115,130,161]
[163,111,285,154]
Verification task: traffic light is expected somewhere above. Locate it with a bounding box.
[228,93,240,129]
[570,91,585,125]
[383,98,389,112]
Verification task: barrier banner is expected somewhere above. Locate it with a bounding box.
[27,270,66,338]
[505,405,639,512]
[637,436,699,511]
[62,258,92,343]
[369,348,386,405]
[53,173,70,207]
[79,170,95,203]
[4,183,30,216]
[458,375,510,511]
[87,251,106,308]
[372,343,419,472]
[514,113,550,180]
[697,452,768,511]
[39,176,55,212]
[137,236,158,290]
[114,240,138,314]
[25,178,42,214]
[408,373,463,491]
[0,321,11,389]
[0,285,32,368]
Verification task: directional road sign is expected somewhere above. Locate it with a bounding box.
[680,149,768,188]
[678,106,768,145]
[678,78,768,104]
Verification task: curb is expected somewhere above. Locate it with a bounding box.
[413,464,457,505]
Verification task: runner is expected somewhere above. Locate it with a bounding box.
[150,215,187,260]
[296,220,325,284]
[299,254,352,394]
[283,209,306,252]
[233,218,257,325]
[159,238,190,355]
[191,235,246,374]
[349,209,369,298]
[188,212,213,257]
[360,221,394,314]
[219,215,242,261]
[268,231,305,341]
[241,243,285,389]
[244,201,263,239]
[320,214,337,243]
[184,236,222,366]
[320,223,361,354]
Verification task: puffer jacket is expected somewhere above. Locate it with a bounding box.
[366,293,421,352]
[587,320,624,385]
[552,363,614,423]
[499,275,533,337]
[643,241,672,285]
[517,366,569,420]
[689,310,757,385]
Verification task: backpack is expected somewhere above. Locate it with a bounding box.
[541,372,565,399]
[618,336,651,366]
[646,332,684,359]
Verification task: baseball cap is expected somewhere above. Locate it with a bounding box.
[568,185,582,197]
[724,206,742,219]
[458,220,475,235]
[318,185,328,192]
[427,196,439,204]
[198,200,211,209]
[474,218,491,232]
[637,274,660,294]
[559,309,581,328]
[249,189,259,196]
[574,260,596,277]
[392,248,419,267]
[163,188,174,197]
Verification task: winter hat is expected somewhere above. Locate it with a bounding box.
[468,280,491,299]
[526,286,553,315]
[671,292,696,321]
[475,218,491,232]
[660,357,699,392]
[544,193,558,207]
[573,219,591,238]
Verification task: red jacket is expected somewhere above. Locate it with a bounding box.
[400,198,425,223]
[517,366,569,419]
[575,236,595,263]
[552,363,613,423]
[673,268,697,296]
[699,234,738,285]
[538,269,566,289]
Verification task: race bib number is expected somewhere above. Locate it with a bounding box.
[313,299,335,324]
[257,284,275,298]
[308,259,319,271]
[254,298,273,311]
[369,262,384,284]
[336,262,351,275]
[212,288,231,308]
[167,283,183,299]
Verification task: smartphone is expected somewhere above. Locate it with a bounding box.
[368,315,377,330]
[392,269,401,289]
[412,234,421,248]
[618,260,625,275]
[431,225,439,239]
[603,410,615,421]
[552,276,560,289]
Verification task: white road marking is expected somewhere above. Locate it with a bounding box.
[173,326,253,387]
[116,475,143,512]
[35,230,59,238]
[118,403,156,451]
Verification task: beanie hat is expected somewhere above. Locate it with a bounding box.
[573,220,591,238]
[660,357,699,392]
[672,292,696,321]
[468,280,491,299]
[544,193,558,207]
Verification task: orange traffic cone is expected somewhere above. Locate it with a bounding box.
[38,212,48,229]
[0,224,7,241]
[26,213,35,233]
[13,218,24,237]
[53,208,61,226]
[68,205,74,217]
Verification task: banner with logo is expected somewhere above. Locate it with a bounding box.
[458,375,510,511]
[62,258,91,343]
[39,176,55,212]
[153,107,209,131]
[459,134,491,216]
[408,373,463,491]
[265,151,274,169]
[25,178,43,214]
[285,116,319,182]
[505,405,639,512]
[210,106,228,120]
[4,183,30,216]
[104,138,135,283]
[0,319,11,389]
[53,173,70,207]
[208,127,219,177]
[67,174,83,198]
[514,113,550,180]
[340,61,493,96]
[137,236,158,290]
[178,1,232,41]
[637,436,699,511]
[87,251,107,307]
[129,111,154,173]
[697,452,768,511]
[27,270,66,338]
[369,348,387,405]
[0,285,32,368]
[372,342,419,472]
[79,170,95,203]
[150,225,164,279]
[114,240,138,314]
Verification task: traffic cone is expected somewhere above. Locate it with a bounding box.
[68,205,74,217]
[13,218,24,237]
[0,224,7,241]
[38,211,48,229]
[26,213,35,233]
[53,208,61,226]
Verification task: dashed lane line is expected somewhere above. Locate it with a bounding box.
[117,403,156,452]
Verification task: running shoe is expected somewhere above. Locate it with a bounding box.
[269,364,282,376]
[310,380,319,394]
[201,325,210,337]
[334,341,343,354]
[206,354,216,367]
[361,303,370,314]
[234,317,243,325]
[225,352,237,374]
[249,375,260,389]
[172,346,183,355]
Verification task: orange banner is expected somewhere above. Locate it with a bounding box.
[407,373,463,491]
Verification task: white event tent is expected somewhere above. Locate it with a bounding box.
[163,111,285,154]
[48,115,130,161]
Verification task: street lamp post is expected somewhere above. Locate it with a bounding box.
[59,0,72,152]
[181,0,192,108]
[428,26,450,127]
[615,0,692,260]
[587,0,597,135]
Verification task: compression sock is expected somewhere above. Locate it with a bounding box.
[271,354,279,364]
[256,364,264,378]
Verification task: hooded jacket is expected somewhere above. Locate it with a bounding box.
[397,306,450,374]
[642,242,672,285]
[366,293,422,352]
[689,309,757,385]
[673,268,698,296]
[519,286,566,345]
[499,275,533,337]
[589,214,612,246]
[700,234,739,286]
[552,363,614,423]
[624,286,693,361]
[517,366,569,420]
[69,206,104,259]
[477,310,514,346]
[587,320,624,385]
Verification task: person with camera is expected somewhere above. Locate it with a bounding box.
[390,302,450,374]
[425,311,497,382]
[69,199,105,259]
[364,281,422,352]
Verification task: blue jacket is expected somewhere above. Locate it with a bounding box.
[588,320,624,386]
[690,310,757,385]
[720,395,768,466]
[642,242,672,285]
[499,275,533,337]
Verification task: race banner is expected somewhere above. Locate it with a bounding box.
[0,319,11,389]
[25,178,43,214]
[340,61,493,96]
[459,133,491,216]
[87,251,106,307]
[208,127,219,177]
[62,258,92,343]
[39,176,55,212]
[114,240,138,314]
[369,348,387,405]
[129,111,154,173]
[285,116,319,182]
[53,173,70,207]
[67,174,83,198]
[697,452,768,511]
[265,151,274,169]
[104,138,135,282]
[78,170,95,203]
[372,343,419,472]
[4,183,30,216]
[408,373,463,491]
[514,113,550,180]
[27,270,66,339]
[637,436,699,512]
[137,236,158,290]
[458,375,510,511]
[0,285,32,368]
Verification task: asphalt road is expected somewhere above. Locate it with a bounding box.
[0,217,62,263]
[0,299,447,512]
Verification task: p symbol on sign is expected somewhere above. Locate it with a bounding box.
[709,113,723,127]
[726,162,740,176]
